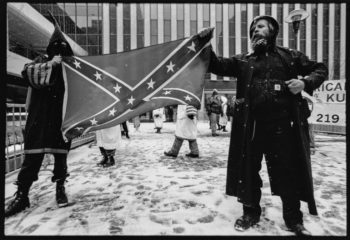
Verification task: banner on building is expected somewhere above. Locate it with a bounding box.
[308,80,345,127]
[61,29,213,140]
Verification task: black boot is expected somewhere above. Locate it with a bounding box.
[222,126,228,132]
[234,214,260,231]
[125,131,130,139]
[56,180,68,207]
[5,185,30,218]
[286,223,311,236]
[97,147,108,166]
[104,156,115,167]
[156,128,161,133]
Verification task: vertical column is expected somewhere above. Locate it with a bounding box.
[171,3,177,40]
[210,3,217,80]
[295,3,300,50]
[328,3,335,80]
[130,3,137,50]
[144,3,150,47]
[247,3,253,52]
[117,3,123,52]
[223,3,229,80]
[197,4,203,32]
[305,4,312,57]
[102,4,110,54]
[271,3,277,19]
[184,4,190,37]
[158,4,164,44]
[259,3,265,15]
[340,3,346,79]
[283,3,289,47]
[235,3,241,54]
[317,4,323,62]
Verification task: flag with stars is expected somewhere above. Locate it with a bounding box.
[61,28,214,140]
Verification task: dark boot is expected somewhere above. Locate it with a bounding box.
[156,128,161,133]
[234,214,260,231]
[222,126,228,132]
[104,156,115,167]
[164,151,177,157]
[97,147,108,166]
[286,223,311,236]
[234,205,261,231]
[125,131,130,139]
[185,153,199,158]
[5,184,31,218]
[56,180,68,207]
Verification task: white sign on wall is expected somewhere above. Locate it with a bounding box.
[308,80,346,127]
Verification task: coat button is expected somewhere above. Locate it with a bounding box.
[245,104,249,107]
[247,84,250,87]
[243,124,246,127]
[239,180,242,183]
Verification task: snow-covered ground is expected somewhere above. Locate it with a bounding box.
[4,121,346,236]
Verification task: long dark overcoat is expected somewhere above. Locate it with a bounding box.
[208,45,328,215]
[21,56,70,154]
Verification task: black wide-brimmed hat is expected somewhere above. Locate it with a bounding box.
[249,15,279,41]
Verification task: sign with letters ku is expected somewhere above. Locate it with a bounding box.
[309,80,345,127]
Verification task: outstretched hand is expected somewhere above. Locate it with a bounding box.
[50,55,62,66]
[286,79,305,95]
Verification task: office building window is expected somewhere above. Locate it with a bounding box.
[177,4,184,39]
[164,4,171,42]
[265,4,272,16]
[323,4,329,73]
[203,4,210,28]
[311,4,317,60]
[151,3,158,45]
[241,4,248,53]
[137,3,145,48]
[299,4,306,53]
[276,4,283,46]
[190,4,197,35]
[123,4,131,51]
[334,4,340,79]
[110,4,117,53]
[228,4,235,56]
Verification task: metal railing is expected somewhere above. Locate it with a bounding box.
[5,103,95,174]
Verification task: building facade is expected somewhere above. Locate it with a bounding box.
[7,3,346,119]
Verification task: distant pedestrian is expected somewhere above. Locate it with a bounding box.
[133,116,141,132]
[206,89,223,136]
[164,105,199,158]
[121,121,130,139]
[153,108,165,133]
[96,125,121,168]
[219,95,228,132]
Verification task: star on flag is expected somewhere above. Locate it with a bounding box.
[109,108,117,116]
[94,71,102,81]
[113,83,121,93]
[147,79,155,89]
[187,41,196,52]
[127,96,135,105]
[73,59,81,69]
[90,118,98,125]
[166,61,175,73]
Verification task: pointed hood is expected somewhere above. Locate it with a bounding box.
[46,11,74,58]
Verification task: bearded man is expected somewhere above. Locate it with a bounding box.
[5,14,73,217]
[199,15,328,235]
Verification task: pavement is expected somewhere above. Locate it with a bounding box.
[4,121,347,236]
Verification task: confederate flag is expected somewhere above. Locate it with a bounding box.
[61,29,213,140]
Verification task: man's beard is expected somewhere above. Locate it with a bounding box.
[251,34,272,54]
